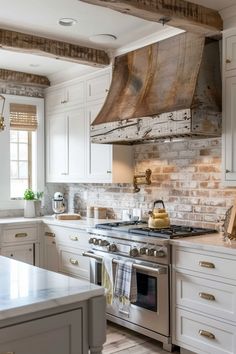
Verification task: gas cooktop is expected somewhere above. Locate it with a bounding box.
[95,221,217,239]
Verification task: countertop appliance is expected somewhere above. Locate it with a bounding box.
[52,192,66,215]
[83,221,217,352]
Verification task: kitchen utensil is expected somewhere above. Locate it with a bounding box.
[148,200,170,229]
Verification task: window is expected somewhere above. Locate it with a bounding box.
[9,103,37,199]
[0,95,44,210]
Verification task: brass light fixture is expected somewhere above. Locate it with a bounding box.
[0,95,6,131]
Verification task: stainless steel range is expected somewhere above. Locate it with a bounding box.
[83,221,216,352]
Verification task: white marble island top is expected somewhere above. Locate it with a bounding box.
[0,256,104,322]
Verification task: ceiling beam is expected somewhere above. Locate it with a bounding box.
[0,69,50,87]
[0,29,110,67]
[79,0,223,36]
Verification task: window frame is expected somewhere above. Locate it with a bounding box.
[0,95,44,210]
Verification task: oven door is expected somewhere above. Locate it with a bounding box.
[83,251,169,337]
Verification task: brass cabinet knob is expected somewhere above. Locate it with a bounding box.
[70,235,78,241]
[226,58,231,63]
[70,258,79,266]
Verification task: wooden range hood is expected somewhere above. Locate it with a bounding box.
[91,32,222,144]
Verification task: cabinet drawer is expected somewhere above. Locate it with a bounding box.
[175,308,236,354]
[44,225,89,248]
[3,227,37,243]
[58,247,89,280]
[175,271,236,322]
[174,248,236,281]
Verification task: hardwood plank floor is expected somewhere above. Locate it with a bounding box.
[103,322,180,354]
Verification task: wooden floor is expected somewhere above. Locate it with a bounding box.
[103,322,180,354]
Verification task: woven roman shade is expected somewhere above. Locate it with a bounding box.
[10,103,37,131]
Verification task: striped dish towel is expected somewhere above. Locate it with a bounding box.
[102,257,114,305]
[114,260,137,304]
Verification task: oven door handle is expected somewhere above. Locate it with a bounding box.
[82,251,167,275]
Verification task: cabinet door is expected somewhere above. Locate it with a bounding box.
[58,246,90,280]
[46,113,68,182]
[223,76,236,184]
[0,309,83,354]
[87,102,112,182]
[87,71,110,102]
[225,35,236,71]
[44,236,59,272]
[67,108,86,181]
[45,87,65,113]
[66,81,84,107]
[1,244,34,265]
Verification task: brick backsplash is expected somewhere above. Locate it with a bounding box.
[46,137,236,229]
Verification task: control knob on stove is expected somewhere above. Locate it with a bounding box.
[129,247,139,257]
[99,239,110,247]
[88,238,94,244]
[154,249,166,258]
[108,243,117,252]
[146,248,156,256]
[93,238,99,245]
[139,247,148,255]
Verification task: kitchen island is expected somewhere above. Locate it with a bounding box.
[0,256,106,354]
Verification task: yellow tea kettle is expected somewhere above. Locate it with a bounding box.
[148,200,170,229]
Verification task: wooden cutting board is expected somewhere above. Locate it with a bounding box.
[226,202,236,238]
[56,214,81,220]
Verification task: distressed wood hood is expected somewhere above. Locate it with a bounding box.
[91,32,222,144]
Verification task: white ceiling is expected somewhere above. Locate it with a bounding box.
[0,0,235,82]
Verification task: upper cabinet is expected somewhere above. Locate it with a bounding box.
[225,35,236,71]
[45,68,134,184]
[86,72,110,102]
[223,30,236,185]
[46,81,84,113]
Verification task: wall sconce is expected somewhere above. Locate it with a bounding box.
[0,95,6,131]
[133,169,152,193]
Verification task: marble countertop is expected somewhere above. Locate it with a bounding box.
[170,232,236,256]
[0,256,104,322]
[0,215,111,230]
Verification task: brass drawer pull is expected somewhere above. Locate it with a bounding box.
[199,261,215,269]
[199,329,215,340]
[45,232,55,238]
[70,235,78,241]
[15,232,28,238]
[1,352,16,354]
[70,258,79,266]
[199,292,215,301]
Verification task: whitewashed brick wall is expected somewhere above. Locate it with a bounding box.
[46,137,236,229]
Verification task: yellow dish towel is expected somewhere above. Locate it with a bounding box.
[102,257,113,305]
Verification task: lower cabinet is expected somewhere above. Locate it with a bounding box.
[0,309,83,354]
[1,244,34,265]
[43,225,90,280]
[172,246,236,354]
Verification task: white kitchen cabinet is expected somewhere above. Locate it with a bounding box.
[46,68,134,184]
[46,108,86,183]
[46,81,84,113]
[86,101,134,183]
[0,309,83,354]
[43,225,90,280]
[222,31,236,185]
[1,244,34,265]
[172,245,236,354]
[0,225,39,266]
[225,35,236,71]
[86,71,110,102]
[44,235,59,272]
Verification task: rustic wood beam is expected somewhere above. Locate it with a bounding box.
[79,0,222,36]
[0,69,50,87]
[0,29,110,67]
